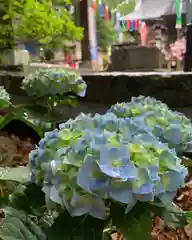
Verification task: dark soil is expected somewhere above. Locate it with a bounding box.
[0,132,35,167]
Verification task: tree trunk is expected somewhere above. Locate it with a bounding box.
[79,0,90,61]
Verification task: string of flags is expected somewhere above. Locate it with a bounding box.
[91,0,141,32]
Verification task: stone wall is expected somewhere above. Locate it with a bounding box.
[2,71,192,119]
[111,45,166,71]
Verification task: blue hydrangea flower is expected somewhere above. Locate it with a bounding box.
[29,112,188,219]
[61,191,106,219]
[98,146,136,180]
[77,155,109,197]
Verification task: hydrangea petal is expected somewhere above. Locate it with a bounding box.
[50,186,63,205]
[164,125,181,145]
[98,146,136,179]
[153,182,164,196]
[148,165,160,181]
[161,170,185,192]
[70,192,105,219]
[109,180,133,204]
[157,191,177,205]
[77,156,109,197]
[133,183,153,195]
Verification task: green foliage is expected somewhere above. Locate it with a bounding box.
[111,202,152,239]
[42,7,83,49]
[0,96,44,138]
[0,183,55,240]
[1,88,192,239]
[0,167,30,183]
[117,0,136,15]
[0,68,87,135]
[0,207,46,240]
[0,24,13,50]
[28,109,188,238]
[96,14,116,52]
[103,0,124,10]
[103,0,136,15]
[0,0,83,51]
[48,211,104,240]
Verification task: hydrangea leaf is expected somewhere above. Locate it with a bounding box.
[111,202,152,240]
[47,210,104,240]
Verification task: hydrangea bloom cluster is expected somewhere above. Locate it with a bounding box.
[108,96,192,152]
[22,68,87,98]
[29,113,187,219]
[0,86,10,102]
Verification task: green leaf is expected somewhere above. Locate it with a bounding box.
[47,211,105,240]
[0,112,14,131]
[0,99,10,108]
[2,14,10,20]
[0,206,46,240]
[58,96,78,107]
[152,202,187,229]
[24,184,46,214]
[8,184,46,217]
[161,203,187,229]
[111,202,152,240]
[23,105,50,118]
[0,235,21,240]
[0,167,30,183]
[185,211,192,224]
[18,116,43,139]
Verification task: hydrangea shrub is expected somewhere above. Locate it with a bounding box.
[29,113,187,221]
[108,96,192,153]
[0,86,10,102]
[21,68,87,132]
[22,68,87,98]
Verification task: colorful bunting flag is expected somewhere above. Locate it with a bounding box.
[176,0,182,28]
[98,0,103,16]
[130,20,134,32]
[105,5,109,21]
[116,12,121,30]
[126,20,130,30]
[140,21,147,46]
[92,0,96,13]
[122,20,126,29]
[134,20,139,30]
[116,12,121,41]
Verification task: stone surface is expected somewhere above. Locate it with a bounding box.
[111,45,166,71]
[2,71,192,118]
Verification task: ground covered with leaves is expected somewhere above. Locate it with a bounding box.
[152,168,192,240]
[0,133,35,167]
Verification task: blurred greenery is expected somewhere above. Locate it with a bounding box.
[96,14,116,52]
[104,0,136,15]
[0,0,83,51]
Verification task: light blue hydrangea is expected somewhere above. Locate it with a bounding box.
[108,95,192,153]
[29,112,188,220]
[21,68,87,98]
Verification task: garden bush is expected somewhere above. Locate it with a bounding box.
[1,93,192,239]
[108,95,192,154]
[28,112,188,239]
[21,68,87,130]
